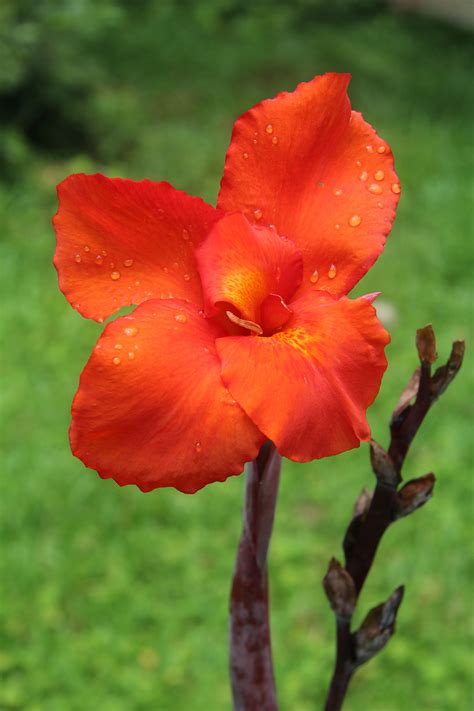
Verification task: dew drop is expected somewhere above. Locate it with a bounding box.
[377,201,384,208]
[252,139,257,145]
[123,259,134,267]
[349,214,362,227]
[128,351,135,360]
[333,188,343,196]
[374,170,385,181]
[377,145,386,154]
[254,208,263,220]
[109,262,115,269]
[135,280,140,286]
[114,343,123,350]
[275,266,281,282]
[163,266,169,273]
[95,255,104,265]
[356,160,362,167]
[366,145,374,153]
[74,254,82,263]
[265,124,273,135]
[360,171,369,182]
[84,245,90,252]
[112,357,121,365]
[183,273,191,281]
[243,152,249,159]
[175,313,188,324]
[272,136,278,145]
[182,228,190,240]
[391,182,401,194]
[368,183,383,195]
[97,317,104,324]
[110,271,121,280]
[328,264,337,279]
[195,441,202,452]
[309,269,319,284]
[124,326,138,337]
[203,346,210,353]
[101,250,108,257]
[335,223,341,230]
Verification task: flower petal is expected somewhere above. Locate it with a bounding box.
[195,212,303,322]
[53,174,223,322]
[216,292,389,461]
[70,299,264,492]
[217,73,400,298]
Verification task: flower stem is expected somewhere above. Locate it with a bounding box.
[229,442,282,711]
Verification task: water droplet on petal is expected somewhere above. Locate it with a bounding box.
[101,250,108,257]
[97,317,104,324]
[374,170,385,181]
[265,124,273,134]
[112,357,121,365]
[377,145,386,154]
[182,228,190,240]
[309,270,319,284]
[74,254,82,263]
[254,208,263,220]
[124,326,138,337]
[195,442,202,452]
[128,351,135,360]
[349,215,362,227]
[175,313,187,324]
[243,152,249,159]
[366,145,374,153]
[275,266,281,282]
[95,255,103,265]
[84,245,90,252]
[328,264,337,279]
[368,183,383,194]
[360,171,369,182]
[110,271,121,280]
[163,266,169,273]
[377,201,384,208]
[183,273,191,281]
[123,259,134,267]
[335,223,341,230]
[203,346,210,353]
[135,280,140,286]
[114,343,123,350]
[252,138,257,145]
[391,182,401,194]
[333,188,343,196]
[272,136,278,145]
[356,160,362,167]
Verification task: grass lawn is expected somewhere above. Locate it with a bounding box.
[1,6,472,710]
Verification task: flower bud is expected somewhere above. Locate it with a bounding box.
[323,558,356,619]
[395,473,435,519]
[370,440,400,488]
[354,586,404,666]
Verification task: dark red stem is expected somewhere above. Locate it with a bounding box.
[229,442,282,711]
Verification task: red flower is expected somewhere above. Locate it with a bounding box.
[53,73,400,493]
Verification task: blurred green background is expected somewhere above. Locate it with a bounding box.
[1,1,473,709]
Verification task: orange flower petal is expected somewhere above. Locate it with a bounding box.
[70,299,264,492]
[216,292,389,461]
[195,212,303,322]
[217,73,400,298]
[53,174,223,322]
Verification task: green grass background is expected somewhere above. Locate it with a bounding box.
[1,3,473,709]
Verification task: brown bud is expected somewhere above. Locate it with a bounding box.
[370,440,400,488]
[323,558,356,619]
[354,586,404,666]
[416,324,438,364]
[395,473,435,519]
[432,340,465,399]
[353,487,372,519]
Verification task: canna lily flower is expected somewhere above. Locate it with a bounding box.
[53,73,400,493]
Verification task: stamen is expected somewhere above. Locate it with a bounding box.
[226,310,263,335]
